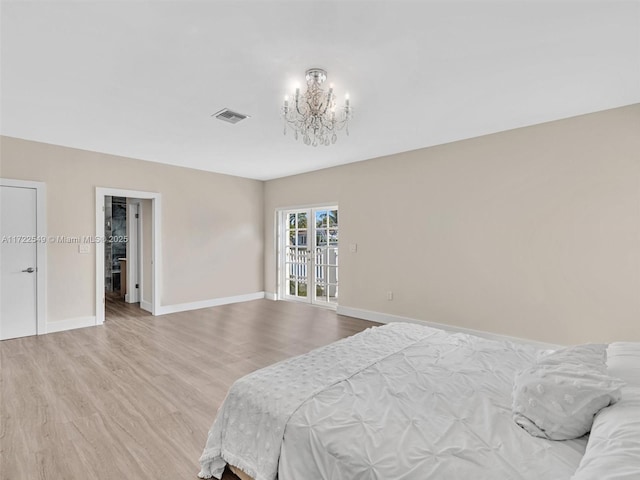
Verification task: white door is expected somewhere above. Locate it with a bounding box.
[283,210,311,302]
[311,208,339,305]
[126,201,141,303]
[0,185,38,340]
[281,207,338,306]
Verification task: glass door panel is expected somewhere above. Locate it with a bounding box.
[281,206,339,306]
[284,210,309,300]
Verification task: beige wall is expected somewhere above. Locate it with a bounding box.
[264,105,640,344]
[0,136,264,323]
[2,105,638,343]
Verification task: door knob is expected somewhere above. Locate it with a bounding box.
[21,267,35,273]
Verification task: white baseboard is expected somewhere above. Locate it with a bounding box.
[156,291,266,315]
[336,306,560,349]
[140,300,152,313]
[265,292,278,301]
[46,316,98,334]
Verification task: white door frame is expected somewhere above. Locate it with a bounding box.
[95,187,161,324]
[277,203,339,307]
[0,178,47,335]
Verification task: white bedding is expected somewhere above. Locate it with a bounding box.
[199,323,439,479]
[200,323,588,480]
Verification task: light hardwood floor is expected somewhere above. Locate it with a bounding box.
[0,298,378,480]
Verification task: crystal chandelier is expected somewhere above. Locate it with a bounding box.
[282,68,352,147]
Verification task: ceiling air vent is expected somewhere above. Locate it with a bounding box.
[212,108,250,124]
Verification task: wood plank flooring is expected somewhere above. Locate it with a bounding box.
[0,298,378,480]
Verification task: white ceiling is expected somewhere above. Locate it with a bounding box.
[2,1,639,180]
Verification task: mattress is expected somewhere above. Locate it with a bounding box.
[200,323,588,480]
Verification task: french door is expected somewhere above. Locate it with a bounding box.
[280,206,338,306]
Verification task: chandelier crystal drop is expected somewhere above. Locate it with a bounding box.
[282,68,352,147]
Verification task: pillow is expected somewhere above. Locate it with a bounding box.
[571,343,640,479]
[537,343,608,371]
[606,342,640,386]
[512,345,624,440]
[570,386,640,479]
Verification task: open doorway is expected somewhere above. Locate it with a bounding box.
[95,188,161,324]
[103,196,146,317]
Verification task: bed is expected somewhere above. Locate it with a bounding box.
[198,323,640,480]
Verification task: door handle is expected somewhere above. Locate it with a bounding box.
[21,267,35,273]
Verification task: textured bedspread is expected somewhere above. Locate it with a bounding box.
[279,327,587,480]
[199,323,588,480]
[199,323,439,480]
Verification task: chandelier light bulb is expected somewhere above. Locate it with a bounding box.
[281,68,353,147]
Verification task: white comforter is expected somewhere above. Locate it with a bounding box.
[199,323,587,480]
